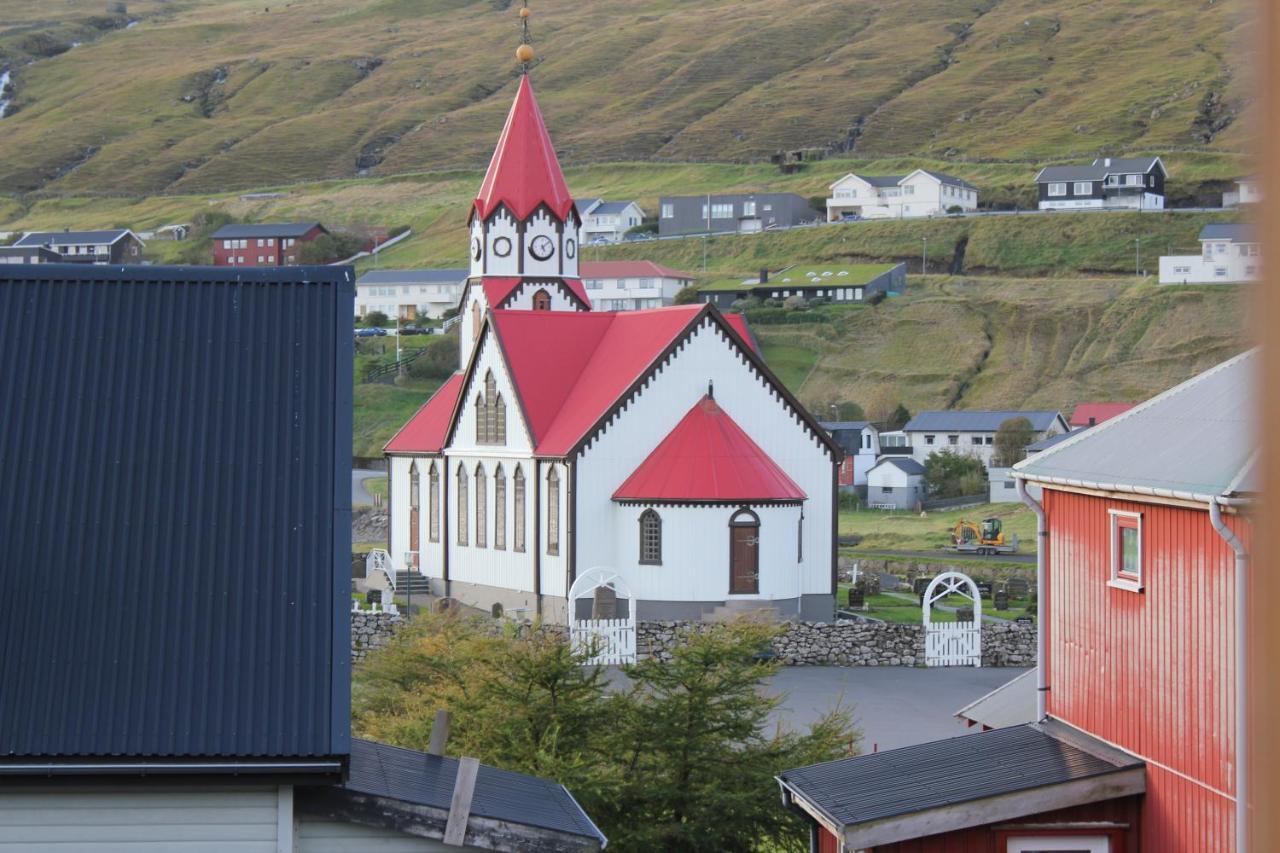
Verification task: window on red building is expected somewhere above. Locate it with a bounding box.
[1108,509,1143,591]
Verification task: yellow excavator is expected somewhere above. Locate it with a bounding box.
[950,517,1019,556]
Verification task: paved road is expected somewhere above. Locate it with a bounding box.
[352,468,384,506]
[851,548,1035,565]
[765,666,1028,751]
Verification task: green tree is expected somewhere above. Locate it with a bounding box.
[672,284,700,305]
[362,310,389,328]
[299,232,364,264]
[993,416,1036,467]
[406,336,460,381]
[887,403,911,430]
[923,449,986,498]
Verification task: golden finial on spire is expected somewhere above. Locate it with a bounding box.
[516,6,534,69]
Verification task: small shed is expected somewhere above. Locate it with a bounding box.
[866,457,925,510]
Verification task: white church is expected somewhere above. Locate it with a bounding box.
[384,73,839,624]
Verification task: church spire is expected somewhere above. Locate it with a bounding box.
[472,74,574,222]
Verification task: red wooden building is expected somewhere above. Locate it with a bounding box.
[779,350,1256,853]
[210,222,328,266]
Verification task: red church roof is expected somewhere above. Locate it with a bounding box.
[383,372,465,453]
[480,276,592,310]
[1070,402,1135,427]
[474,75,575,222]
[612,395,806,503]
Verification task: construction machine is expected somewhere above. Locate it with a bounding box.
[950,517,1019,555]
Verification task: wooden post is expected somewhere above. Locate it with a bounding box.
[442,756,480,847]
[428,709,451,757]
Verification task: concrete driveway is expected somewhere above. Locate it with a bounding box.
[352,468,384,506]
[765,666,1029,751]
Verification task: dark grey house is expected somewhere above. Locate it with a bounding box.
[13,228,145,263]
[0,245,60,264]
[1034,156,1167,211]
[658,192,817,236]
[698,262,906,309]
[0,263,604,853]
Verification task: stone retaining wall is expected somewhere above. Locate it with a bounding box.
[638,619,1035,667]
[352,610,402,662]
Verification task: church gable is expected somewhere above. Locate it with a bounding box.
[446,319,533,455]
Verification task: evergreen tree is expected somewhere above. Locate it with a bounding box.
[994,416,1036,467]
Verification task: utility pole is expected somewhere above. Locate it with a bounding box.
[922,236,928,275]
[703,191,711,272]
[1135,237,1141,277]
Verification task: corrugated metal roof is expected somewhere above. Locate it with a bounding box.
[1199,223,1256,242]
[870,457,925,476]
[1016,349,1256,500]
[345,739,606,844]
[384,372,465,454]
[1036,156,1163,182]
[1026,427,1085,453]
[15,229,134,246]
[589,201,637,215]
[211,221,325,239]
[356,268,468,285]
[779,723,1141,827]
[474,75,575,222]
[904,410,1064,432]
[954,669,1038,730]
[0,263,352,763]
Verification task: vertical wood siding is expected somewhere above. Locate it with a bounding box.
[1044,488,1249,852]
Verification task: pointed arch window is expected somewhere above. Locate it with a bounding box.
[475,463,488,548]
[428,462,440,543]
[475,370,507,445]
[408,462,421,568]
[474,393,486,443]
[494,464,507,550]
[471,302,482,341]
[532,288,552,311]
[456,463,469,546]
[639,509,662,565]
[513,465,526,553]
[546,467,560,556]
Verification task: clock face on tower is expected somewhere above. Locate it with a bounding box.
[528,234,556,261]
[471,237,482,260]
[493,236,512,257]
[565,238,576,259]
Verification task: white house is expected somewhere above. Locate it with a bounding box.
[1224,176,1261,208]
[576,198,645,243]
[901,410,1070,468]
[825,169,979,221]
[385,74,840,626]
[1158,223,1260,285]
[865,457,926,510]
[820,420,880,488]
[356,268,468,320]
[579,260,695,310]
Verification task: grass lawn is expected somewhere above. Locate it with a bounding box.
[759,342,819,393]
[839,588,1036,623]
[839,502,1037,554]
[353,379,441,458]
[365,477,388,501]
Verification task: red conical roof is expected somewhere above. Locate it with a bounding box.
[474,75,575,222]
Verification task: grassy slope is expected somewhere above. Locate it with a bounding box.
[759,275,1249,416]
[0,0,1254,195]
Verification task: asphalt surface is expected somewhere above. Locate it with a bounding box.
[352,468,384,506]
[765,665,1030,751]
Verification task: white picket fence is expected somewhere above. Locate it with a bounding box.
[925,621,982,667]
[571,617,636,665]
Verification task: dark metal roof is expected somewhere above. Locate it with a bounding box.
[1035,156,1164,183]
[875,457,925,476]
[357,268,468,286]
[916,170,978,189]
[14,229,135,246]
[590,200,637,215]
[1026,427,1086,453]
[345,739,606,844]
[1199,222,1256,242]
[904,410,1064,432]
[0,263,353,766]
[211,221,326,239]
[779,723,1142,828]
[820,421,871,455]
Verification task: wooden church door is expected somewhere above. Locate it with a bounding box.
[729,509,759,594]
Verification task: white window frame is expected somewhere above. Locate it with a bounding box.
[1007,836,1110,853]
[1074,181,1092,195]
[661,203,674,219]
[1107,509,1143,592]
[1048,182,1067,197]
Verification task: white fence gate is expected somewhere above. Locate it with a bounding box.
[922,571,982,667]
[568,568,637,665]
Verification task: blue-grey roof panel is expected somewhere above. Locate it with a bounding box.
[780,724,1141,827]
[211,222,325,239]
[15,229,132,246]
[346,740,606,843]
[0,263,353,761]
[591,201,636,215]
[904,410,1063,432]
[1199,223,1256,242]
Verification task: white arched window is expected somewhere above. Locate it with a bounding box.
[639,509,662,565]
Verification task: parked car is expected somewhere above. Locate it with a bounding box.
[624,232,654,243]
[400,325,426,336]
[588,236,611,246]
[354,327,387,337]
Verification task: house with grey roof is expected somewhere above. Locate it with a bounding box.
[1159,222,1260,284]
[658,192,816,236]
[577,198,645,243]
[1034,156,1167,210]
[211,221,329,267]
[902,410,1070,468]
[865,456,926,510]
[1223,176,1261,208]
[356,268,469,320]
[826,169,979,220]
[14,228,145,264]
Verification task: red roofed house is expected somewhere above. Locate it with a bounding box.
[383,73,840,627]
[1070,401,1136,428]
[579,260,695,311]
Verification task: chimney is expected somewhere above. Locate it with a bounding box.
[1104,158,1111,167]
[759,268,769,283]
[1089,416,1097,426]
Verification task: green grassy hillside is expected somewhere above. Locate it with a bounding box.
[0,0,1254,195]
[759,275,1250,418]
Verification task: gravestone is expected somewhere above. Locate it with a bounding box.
[491,602,504,619]
[913,577,932,597]
[955,606,974,623]
[865,574,881,596]
[878,571,899,591]
[975,580,993,599]
[366,589,383,606]
[848,584,866,609]
[593,584,618,620]
[994,590,1010,612]
[1007,576,1030,600]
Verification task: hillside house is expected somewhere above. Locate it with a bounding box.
[658,192,816,236]
[825,170,979,220]
[865,457,926,510]
[13,228,145,263]
[1034,156,1167,211]
[1070,401,1135,427]
[698,263,905,309]
[356,268,468,320]
[0,263,605,852]
[1159,223,1260,284]
[779,351,1255,852]
[0,245,59,264]
[211,221,329,266]
[580,260,695,310]
[1223,176,1261,208]
[821,420,880,488]
[901,410,1070,467]
[576,198,645,243]
[384,74,840,626]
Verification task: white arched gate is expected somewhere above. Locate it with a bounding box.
[923,571,982,667]
[567,568,637,665]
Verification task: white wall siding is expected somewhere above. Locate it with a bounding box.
[0,788,283,852]
[445,453,536,596]
[298,818,453,853]
[574,318,833,606]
